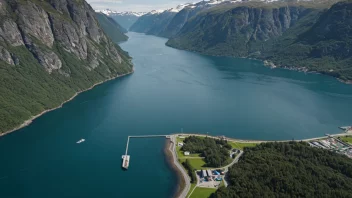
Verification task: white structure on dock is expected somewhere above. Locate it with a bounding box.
[122,155,130,169]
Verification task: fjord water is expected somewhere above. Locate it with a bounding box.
[1,32,352,197]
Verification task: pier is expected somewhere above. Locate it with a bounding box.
[122,135,170,169]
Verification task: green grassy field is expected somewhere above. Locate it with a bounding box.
[179,158,207,170]
[187,183,197,197]
[188,158,207,170]
[340,136,352,144]
[228,142,259,150]
[177,146,201,158]
[190,187,217,198]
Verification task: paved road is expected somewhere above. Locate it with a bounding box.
[169,135,191,198]
[220,150,243,170]
[221,150,243,187]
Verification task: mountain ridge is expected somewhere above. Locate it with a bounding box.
[0,0,133,134]
[166,0,352,82]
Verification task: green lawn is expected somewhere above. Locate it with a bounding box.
[187,183,197,197]
[190,187,217,198]
[177,146,201,158]
[188,158,207,170]
[228,142,258,150]
[340,136,352,144]
[179,158,207,170]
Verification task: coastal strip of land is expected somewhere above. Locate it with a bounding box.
[164,139,187,198]
[168,130,352,198]
[0,70,134,138]
[174,131,352,143]
[169,135,191,198]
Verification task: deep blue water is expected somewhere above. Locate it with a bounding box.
[0,32,351,197]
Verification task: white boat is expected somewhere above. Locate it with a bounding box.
[76,139,85,144]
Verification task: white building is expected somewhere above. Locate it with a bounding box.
[178,142,184,147]
[184,151,190,156]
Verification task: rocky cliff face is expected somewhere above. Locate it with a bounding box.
[159,1,219,38]
[166,0,352,81]
[0,0,133,133]
[266,0,352,80]
[167,4,313,56]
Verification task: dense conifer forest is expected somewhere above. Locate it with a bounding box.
[211,142,352,197]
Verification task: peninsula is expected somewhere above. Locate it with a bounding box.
[122,127,352,198]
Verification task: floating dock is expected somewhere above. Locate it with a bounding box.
[122,155,130,169]
[122,135,169,170]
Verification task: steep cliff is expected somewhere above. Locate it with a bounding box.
[167,2,319,56]
[129,10,177,37]
[159,1,218,38]
[0,0,133,133]
[95,12,128,43]
[265,0,352,81]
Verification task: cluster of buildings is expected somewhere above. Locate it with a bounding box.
[200,169,224,182]
[308,137,352,158]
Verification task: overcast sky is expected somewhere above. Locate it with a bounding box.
[86,0,194,12]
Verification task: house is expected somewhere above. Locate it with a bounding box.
[202,170,207,178]
[184,151,190,156]
[206,169,213,177]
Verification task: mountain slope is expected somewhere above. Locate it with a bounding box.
[0,0,133,134]
[95,12,128,43]
[129,10,177,37]
[130,0,234,38]
[212,142,352,197]
[167,2,322,56]
[167,0,352,81]
[109,12,146,30]
[264,0,352,81]
[159,2,214,38]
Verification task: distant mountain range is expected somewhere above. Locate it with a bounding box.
[130,0,239,37]
[95,10,146,30]
[95,12,128,43]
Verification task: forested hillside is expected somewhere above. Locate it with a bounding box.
[263,0,352,81]
[95,12,128,43]
[0,0,133,133]
[211,142,352,197]
[129,11,176,36]
[166,0,352,82]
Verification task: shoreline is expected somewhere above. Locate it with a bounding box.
[263,60,352,85]
[0,70,134,138]
[165,42,352,85]
[165,131,352,196]
[164,140,186,198]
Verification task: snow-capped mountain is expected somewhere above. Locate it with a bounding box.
[95,9,146,17]
[95,9,147,30]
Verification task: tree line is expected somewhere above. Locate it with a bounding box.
[211,142,352,198]
[181,136,232,167]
